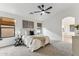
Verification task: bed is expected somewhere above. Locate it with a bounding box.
[22,35,50,52]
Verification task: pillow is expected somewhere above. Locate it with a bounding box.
[29,30,34,35]
[22,35,33,47]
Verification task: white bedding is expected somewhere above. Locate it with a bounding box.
[22,35,50,52]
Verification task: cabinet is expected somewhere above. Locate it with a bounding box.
[72,36,79,55]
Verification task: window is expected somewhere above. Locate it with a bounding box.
[70,25,75,32]
[37,23,42,28]
[0,25,15,38]
[0,17,15,38]
[23,20,34,28]
[37,23,42,34]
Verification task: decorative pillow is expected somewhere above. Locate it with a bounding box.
[22,35,33,47]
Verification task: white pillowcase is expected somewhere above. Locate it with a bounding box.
[22,35,33,47]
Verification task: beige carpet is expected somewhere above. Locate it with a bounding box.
[0,41,72,56]
[36,44,70,56]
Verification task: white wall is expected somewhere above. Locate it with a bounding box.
[72,4,79,55]
[73,4,79,36]
[0,5,76,47]
[74,4,79,25]
[0,11,24,47]
[43,7,75,41]
[0,11,43,47]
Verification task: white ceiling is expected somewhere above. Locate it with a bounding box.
[0,3,74,20]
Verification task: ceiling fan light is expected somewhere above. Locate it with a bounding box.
[41,11,45,14]
[40,11,45,15]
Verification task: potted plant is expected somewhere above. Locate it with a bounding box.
[75,25,79,35]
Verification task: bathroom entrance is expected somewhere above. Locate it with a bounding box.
[62,17,75,43]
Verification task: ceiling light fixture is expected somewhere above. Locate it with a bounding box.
[30,4,52,15]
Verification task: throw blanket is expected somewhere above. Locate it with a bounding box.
[32,36,48,46]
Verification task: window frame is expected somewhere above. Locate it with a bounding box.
[0,25,15,38]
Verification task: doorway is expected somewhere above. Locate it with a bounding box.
[62,17,75,43]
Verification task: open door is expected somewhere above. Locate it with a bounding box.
[62,17,75,43]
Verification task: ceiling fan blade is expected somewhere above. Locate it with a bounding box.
[30,12,34,14]
[45,6,52,11]
[38,6,44,11]
[40,13,43,15]
[30,11,42,14]
[45,12,51,14]
[41,5,44,8]
[34,11,42,13]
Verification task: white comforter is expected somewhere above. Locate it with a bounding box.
[22,35,50,52]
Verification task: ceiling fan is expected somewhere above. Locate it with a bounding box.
[30,4,52,15]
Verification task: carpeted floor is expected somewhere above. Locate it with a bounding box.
[0,41,72,56]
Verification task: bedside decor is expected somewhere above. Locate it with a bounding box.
[29,30,34,35]
[14,35,25,46]
[14,30,25,46]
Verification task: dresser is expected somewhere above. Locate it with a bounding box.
[72,36,79,55]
